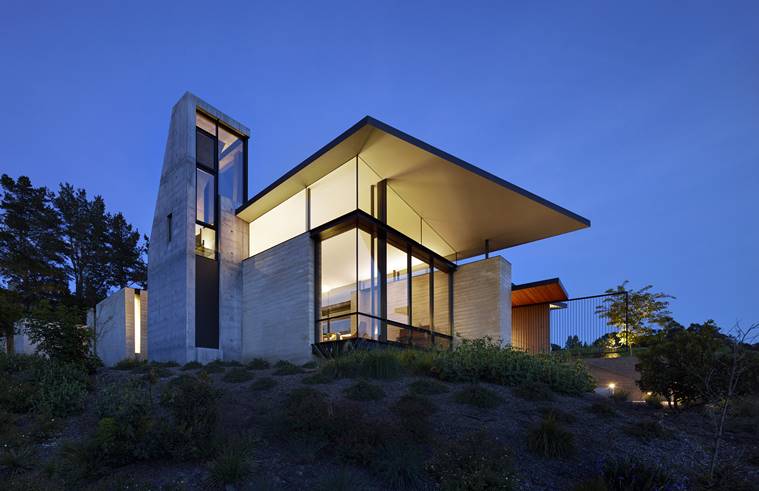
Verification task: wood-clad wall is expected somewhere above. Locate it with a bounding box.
[512,304,550,353]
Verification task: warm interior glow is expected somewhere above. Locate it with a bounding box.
[134,292,141,354]
[249,189,307,256]
[608,383,616,390]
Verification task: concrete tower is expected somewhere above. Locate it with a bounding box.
[148,93,249,363]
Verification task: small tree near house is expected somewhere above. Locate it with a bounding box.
[595,281,674,347]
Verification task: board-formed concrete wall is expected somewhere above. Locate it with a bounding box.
[452,256,512,345]
[148,92,249,364]
[241,232,315,364]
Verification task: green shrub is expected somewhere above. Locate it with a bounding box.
[0,378,36,413]
[344,380,386,401]
[114,357,146,370]
[94,380,160,463]
[643,393,664,409]
[373,442,427,490]
[513,380,555,401]
[247,358,270,370]
[32,361,89,416]
[588,401,616,417]
[302,360,318,369]
[326,407,383,465]
[152,360,180,368]
[250,377,277,391]
[0,444,36,475]
[527,414,574,458]
[407,379,449,395]
[453,384,503,409]
[391,394,436,442]
[433,338,594,395]
[181,361,203,371]
[222,367,254,383]
[539,407,576,424]
[283,388,330,436]
[58,438,109,482]
[428,432,515,490]
[302,372,334,385]
[160,374,220,460]
[139,366,172,381]
[208,439,254,487]
[200,363,225,374]
[273,360,305,375]
[622,420,671,441]
[320,349,404,380]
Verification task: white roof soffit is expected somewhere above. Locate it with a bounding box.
[237,117,590,260]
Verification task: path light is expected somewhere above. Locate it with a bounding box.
[607,382,616,397]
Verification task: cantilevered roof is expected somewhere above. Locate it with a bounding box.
[237,116,590,260]
[512,278,569,307]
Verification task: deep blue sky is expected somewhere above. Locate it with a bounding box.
[1,1,757,330]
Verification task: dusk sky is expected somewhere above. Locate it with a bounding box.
[1,1,757,330]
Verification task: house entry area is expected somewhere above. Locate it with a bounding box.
[314,212,454,350]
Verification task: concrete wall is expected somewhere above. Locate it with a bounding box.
[452,256,512,345]
[241,232,315,364]
[148,92,249,364]
[86,288,149,367]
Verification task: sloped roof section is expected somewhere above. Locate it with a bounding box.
[512,278,569,307]
[237,117,590,260]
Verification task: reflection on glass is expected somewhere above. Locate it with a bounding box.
[411,258,431,329]
[196,169,215,225]
[386,243,408,326]
[194,224,216,258]
[196,129,215,169]
[196,111,216,135]
[357,231,380,339]
[387,185,421,242]
[319,230,357,339]
[310,159,356,228]
[249,190,306,256]
[433,268,451,335]
[218,126,244,207]
[358,158,382,217]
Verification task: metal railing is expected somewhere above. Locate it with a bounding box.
[512,292,630,356]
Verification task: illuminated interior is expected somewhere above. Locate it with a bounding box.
[134,291,141,354]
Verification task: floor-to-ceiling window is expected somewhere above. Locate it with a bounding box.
[315,217,454,348]
[194,110,247,349]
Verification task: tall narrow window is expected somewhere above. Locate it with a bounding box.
[166,213,173,243]
[218,126,244,208]
[196,169,215,226]
[134,291,141,354]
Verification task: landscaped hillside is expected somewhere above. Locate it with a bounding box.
[1,340,758,490]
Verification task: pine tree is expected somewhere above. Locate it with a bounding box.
[108,212,146,289]
[0,175,68,309]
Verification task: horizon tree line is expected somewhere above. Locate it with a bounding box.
[0,174,148,353]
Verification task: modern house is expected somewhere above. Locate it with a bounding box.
[88,93,589,365]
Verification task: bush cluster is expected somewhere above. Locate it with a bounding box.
[0,353,89,418]
[160,374,220,460]
[527,413,575,458]
[428,432,516,490]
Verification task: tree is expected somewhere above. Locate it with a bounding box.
[0,287,23,353]
[109,212,147,289]
[595,281,673,346]
[0,175,68,308]
[54,183,112,310]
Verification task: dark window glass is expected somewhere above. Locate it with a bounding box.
[167,213,172,242]
[196,129,215,169]
[218,126,244,207]
[196,169,215,225]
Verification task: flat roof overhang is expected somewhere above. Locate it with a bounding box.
[237,116,590,260]
[512,278,569,307]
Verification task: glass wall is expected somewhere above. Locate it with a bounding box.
[317,223,453,347]
[195,224,216,259]
[249,190,307,256]
[218,126,244,208]
[309,158,356,228]
[196,169,215,225]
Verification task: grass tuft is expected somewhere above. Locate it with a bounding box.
[180,361,203,371]
[273,360,305,375]
[249,377,277,391]
[302,372,334,385]
[453,384,503,409]
[344,380,386,401]
[247,358,270,370]
[407,379,449,396]
[222,368,254,383]
[527,414,575,458]
[513,381,555,401]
